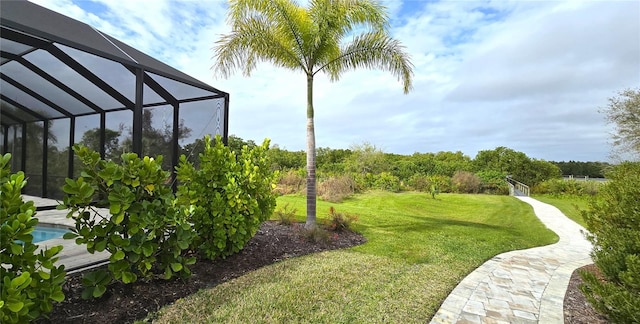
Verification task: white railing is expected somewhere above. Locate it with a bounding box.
[506,177,530,197]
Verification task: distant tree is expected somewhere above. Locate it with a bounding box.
[473,147,529,175]
[432,151,473,176]
[268,145,305,171]
[472,147,559,186]
[227,134,257,154]
[601,88,640,159]
[80,127,122,160]
[316,147,351,170]
[345,142,388,174]
[213,0,413,228]
[120,109,192,169]
[552,161,610,178]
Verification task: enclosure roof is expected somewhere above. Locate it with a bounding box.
[0,0,228,126]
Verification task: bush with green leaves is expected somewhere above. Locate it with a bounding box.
[580,162,640,323]
[0,153,66,323]
[61,146,195,299]
[533,178,602,196]
[476,170,509,195]
[176,135,278,260]
[427,175,452,193]
[373,172,402,192]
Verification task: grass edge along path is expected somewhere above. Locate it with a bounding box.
[533,194,592,228]
[152,192,558,323]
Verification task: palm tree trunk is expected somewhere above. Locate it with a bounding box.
[305,73,317,229]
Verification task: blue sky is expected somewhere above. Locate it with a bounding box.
[30,0,640,162]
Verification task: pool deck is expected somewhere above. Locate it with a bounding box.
[26,195,110,273]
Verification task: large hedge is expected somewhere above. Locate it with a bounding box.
[580,162,640,323]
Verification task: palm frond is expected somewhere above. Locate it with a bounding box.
[318,31,414,93]
[307,0,390,71]
[213,1,311,77]
[213,15,305,78]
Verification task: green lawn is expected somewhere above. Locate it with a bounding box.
[533,195,593,228]
[151,192,558,323]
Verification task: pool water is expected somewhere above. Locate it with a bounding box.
[33,225,69,243]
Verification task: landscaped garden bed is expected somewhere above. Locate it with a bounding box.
[40,221,366,323]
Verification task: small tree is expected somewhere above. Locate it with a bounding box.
[601,88,640,159]
[580,162,640,323]
[214,0,413,228]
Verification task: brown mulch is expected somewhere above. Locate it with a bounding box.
[563,264,610,323]
[40,221,366,324]
[39,221,609,323]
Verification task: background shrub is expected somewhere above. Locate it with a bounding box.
[407,174,430,192]
[275,169,305,195]
[61,146,195,299]
[318,175,357,202]
[373,172,402,192]
[533,178,603,196]
[580,162,640,323]
[1,154,66,323]
[176,135,278,260]
[452,171,482,194]
[427,175,453,193]
[476,170,509,195]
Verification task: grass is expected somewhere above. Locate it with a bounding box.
[533,194,593,228]
[151,192,558,323]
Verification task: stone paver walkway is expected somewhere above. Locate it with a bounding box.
[430,196,593,324]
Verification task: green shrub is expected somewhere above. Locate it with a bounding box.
[407,174,430,192]
[451,171,481,194]
[318,175,357,202]
[324,206,358,232]
[580,180,602,196]
[427,175,453,193]
[274,203,298,225]
[373,172,402,192]
[61,146,195,299]
[176,135,278,260]
[580,162,640,323]
[533,178,603,196]
[476,170,509,195]
[1,153,66,323]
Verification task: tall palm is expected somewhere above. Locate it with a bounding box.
[214,0,413,228]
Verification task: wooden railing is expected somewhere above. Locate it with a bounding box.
[506,176,530,197]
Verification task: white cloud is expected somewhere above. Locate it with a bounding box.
[27,0,640,161]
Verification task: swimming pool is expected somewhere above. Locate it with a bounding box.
[33,225,69,243]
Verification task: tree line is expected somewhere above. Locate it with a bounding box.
[228,136,608,189]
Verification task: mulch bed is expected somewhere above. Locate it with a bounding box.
[39,221,366,324]
[563,264,610,323]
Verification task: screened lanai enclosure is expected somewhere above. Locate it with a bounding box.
[0,0,229,199]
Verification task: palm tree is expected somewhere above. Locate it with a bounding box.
[214,0,413,228]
